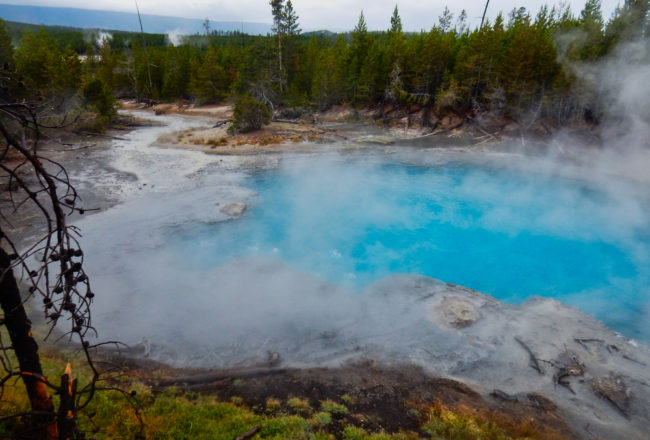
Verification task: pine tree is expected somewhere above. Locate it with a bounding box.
[270,0,286,90]
[291,32,322,102]
[270,0,285,33]
[605,0,650,48]
[577,0,605,60]
[386,6,405,98]
[390,5,403,34]
[581,0,603,24]
[190,46,230,105]
[354,10,368,36]
[438,7,454,32]
[161,45,183,99]
[456,10,468,35]
[284,0,301,37]
[283,0,301,94]
[58,46,82,92]
[385,60,405,104]
[348,11,371,103]
[15,29,62,92]
[0,19,14,70]
[96,39,116,91]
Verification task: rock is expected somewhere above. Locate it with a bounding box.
[490,389,519,402]
[501,121,520,135]
[552,350,585,393]
[428,295,482,328]
[554,350,585,377]
[426,112,439,128]
[382,104,396,115]
[153,103,173,115]
[267,351,281,367]
[532,120,553,136]
[412,109,426,127]
[437,113,463,130]
[526,393,557,411]
[590,374,630,415]
[220,202,247,218]
[354,136,395,146]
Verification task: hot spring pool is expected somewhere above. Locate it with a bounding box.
[79,146,650,350]
[163,155,650,341]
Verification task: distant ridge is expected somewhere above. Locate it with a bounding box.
[0,4,272,35]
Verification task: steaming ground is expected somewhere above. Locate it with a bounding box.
[70,112,650,439]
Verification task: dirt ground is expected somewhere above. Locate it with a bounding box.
[0,112,156,246]
[109,354,578,439]
[120,100,370,155]
[155,120,344,155]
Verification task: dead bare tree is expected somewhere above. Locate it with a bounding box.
[0,62,136,439]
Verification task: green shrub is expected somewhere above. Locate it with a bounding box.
[230,93,271,133]
[82,77,116,130]
[311,411,332,426]
[288,396,312,413]
[320,399,349,416]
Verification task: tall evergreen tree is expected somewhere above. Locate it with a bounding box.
[386,5,405,93]
[578,0,605,60]
[283,0,301,94]
[605,0,650,48]
[456,10,468,35]
[190,46,230,104]
[15,29,62,92]
[0,19,14,70]
[438,7,454,32]
[270,0,286,89]
[284,0,301,37]
[581,0,603,24]
[348,11,371,103]
[390,5,403,34]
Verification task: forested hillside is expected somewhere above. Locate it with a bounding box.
[1,0,648,132]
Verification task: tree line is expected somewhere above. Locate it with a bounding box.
[1,0,649,131]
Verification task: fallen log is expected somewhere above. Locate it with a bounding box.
[212,120,229,128]
[514,337,543,375]
[234,426,260,440]
[152,367,287,387]
[153,378,232,393]
[490,389,518,402]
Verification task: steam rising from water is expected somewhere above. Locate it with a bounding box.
[76,142,650,351]
[557,34,650,150]
[166,29,184,46]
[75,143,650,440]
[63,34,650,440]
[95,31,112,48]
[73,34,650,366]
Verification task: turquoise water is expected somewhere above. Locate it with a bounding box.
[170,156,650,340]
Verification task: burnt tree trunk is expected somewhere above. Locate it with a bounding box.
[0,247,58,439]
[57,365,77,440]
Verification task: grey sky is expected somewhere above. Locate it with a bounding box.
[2,0,622,32]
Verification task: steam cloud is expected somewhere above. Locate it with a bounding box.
[58,30,650,440]
[95,31,112,47]
[167,29,184,46]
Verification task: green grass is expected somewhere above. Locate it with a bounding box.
[0,349,561,440]
[421,404,539,440]
[311,411,333,427]
[287,396,312,413]
[320,399,349,416]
